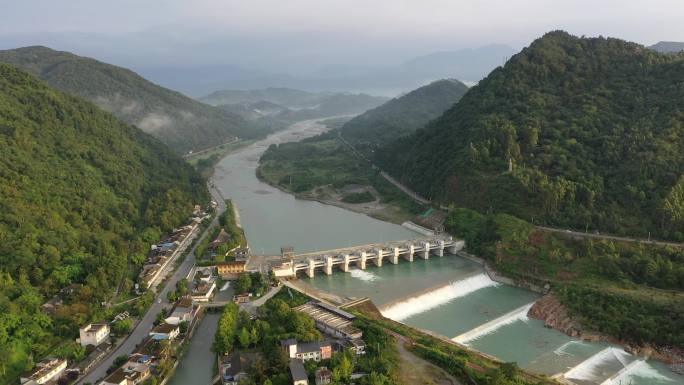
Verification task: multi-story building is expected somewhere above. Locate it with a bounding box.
[281,339,332,362]
[20,358,67,385]
[216,261,246,279]
[78,323,110,347]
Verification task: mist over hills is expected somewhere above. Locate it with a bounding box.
[0,46,266,153]
[137,44,515,97]
[206,87,389,133]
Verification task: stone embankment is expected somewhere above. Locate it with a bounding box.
[528,293,582,337]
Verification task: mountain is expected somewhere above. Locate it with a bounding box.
[0,46,265,153]
[649,41,684,53]
[142,45,515,97]
[394,44,515,82]
[340,79,469,149]
[214,90,388,134]
[200,87,387,110]
[376,31,684,240]
[135,65,295,98]
[0,63,208,381]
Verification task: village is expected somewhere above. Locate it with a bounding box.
[24,199,374,385]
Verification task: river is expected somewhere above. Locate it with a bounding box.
[170,119,683,385]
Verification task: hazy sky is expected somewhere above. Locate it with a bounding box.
[1,0,682,73]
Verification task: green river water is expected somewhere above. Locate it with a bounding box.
[170,119,683,385]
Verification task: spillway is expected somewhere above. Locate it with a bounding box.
[451,302,535,344]
[379,272,499,321]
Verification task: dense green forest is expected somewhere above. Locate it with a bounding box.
[0,46,268,153]
[376,31,684,240]
[340,79,468,150]
[445,207,684,349]
[0,64,208,382]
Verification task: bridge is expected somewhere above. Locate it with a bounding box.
[274,236,464,278]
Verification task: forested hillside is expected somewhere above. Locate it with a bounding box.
[0,46,266,153]
[0,64,208,381]
[377,31,684,240]
[340,79,468,149]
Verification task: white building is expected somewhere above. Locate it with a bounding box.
[20,358,66,385]
[165,297,198,325]
[78,323,110,347]
[149,323,180,341]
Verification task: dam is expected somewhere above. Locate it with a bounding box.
[170,119,684,385]
[274,235,464,278]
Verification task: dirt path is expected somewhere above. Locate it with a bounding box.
[394,336,462,385]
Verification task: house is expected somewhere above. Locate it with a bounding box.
[100,363,149,385]
[78,323,110,347]
[101,357,151,385]
[149,323,180,341]
[289,359,308,385]
[134,337,171,360]
[219,352,250,385]
[347,338,366,355]
[41,296,63,314]
[74,343,110,374]
[315,367,332,385]
[191,280,216,302]
[217,261,246,279]
[281,339,332,362]
[165,297,198,325]
[195,266,215,282]
[210,228,232,249]
[20,358,66,385]
[233,293,251,304]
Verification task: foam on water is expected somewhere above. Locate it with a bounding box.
[380,273,498,321]
[564,347,632,382]
[553,340,590,357]
[452,302,535,344]
[349,268,380,282]
[608,360,677,384]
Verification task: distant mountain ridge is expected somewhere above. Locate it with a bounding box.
[203,88,388,131]
[649,41,684,53]
[139,44,515,97]
[376,31,684,240]
[0,46,265,153]
[340,79,469,149]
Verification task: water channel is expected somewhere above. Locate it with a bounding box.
[170,119,683,385]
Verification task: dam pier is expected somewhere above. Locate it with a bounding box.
[273,235,464,278]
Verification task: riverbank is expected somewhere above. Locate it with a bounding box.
[256,132,426,226]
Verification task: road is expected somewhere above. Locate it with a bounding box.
[77,183,226,385]
[536,226,684,248]
[339,131,684,249]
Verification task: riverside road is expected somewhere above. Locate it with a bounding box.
[77,183,226,385]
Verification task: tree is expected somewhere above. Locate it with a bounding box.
[235,273,252,294]
[111,318,132,335]
[238,327,250,348]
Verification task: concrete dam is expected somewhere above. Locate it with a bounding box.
[273,236,464,278]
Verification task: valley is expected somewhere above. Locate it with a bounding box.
[1,5,684,384]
